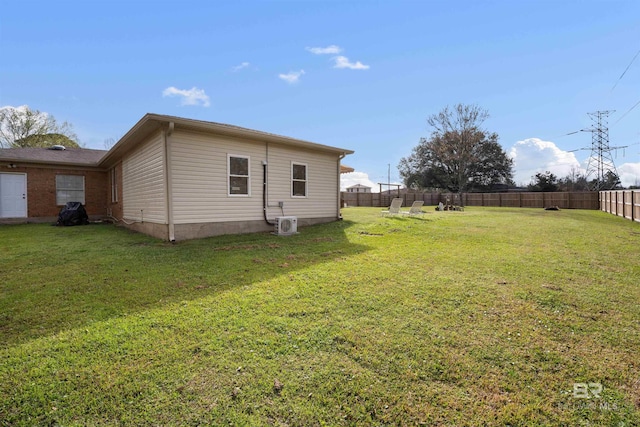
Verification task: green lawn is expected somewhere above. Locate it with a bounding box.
[1,207,639,426]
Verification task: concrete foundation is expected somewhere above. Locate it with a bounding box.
[172,216,337,241]
[115,216,337,241]
[2,216,339,241]
[122,221,170,241]
[0,215,106,225]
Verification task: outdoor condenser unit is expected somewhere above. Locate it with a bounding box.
[275,216,298,236]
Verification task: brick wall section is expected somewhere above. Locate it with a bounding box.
[12,165,108,217]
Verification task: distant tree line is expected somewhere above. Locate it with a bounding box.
[528,169,624,192]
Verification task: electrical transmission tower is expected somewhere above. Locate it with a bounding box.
[580,111,624,191]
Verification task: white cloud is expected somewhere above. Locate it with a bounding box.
[1,104,30,117]
[232,62,250,72]
[509,138,583,185]
[162,86,210,107]
[306,45,343,55]
[306,46,370,70]
[332,55,370,70]
[1,104,38,117]
[617,162,640,187]
[509,138,640,187]
[278,70,305,84]
[340,171,377,191]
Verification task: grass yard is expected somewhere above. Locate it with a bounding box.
[1,207,639,426]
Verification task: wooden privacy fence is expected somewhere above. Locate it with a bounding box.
[341,191,600,210]
[600,190,640,223]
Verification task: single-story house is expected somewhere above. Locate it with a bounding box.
[346,183,371,193]
[0,113,354,241]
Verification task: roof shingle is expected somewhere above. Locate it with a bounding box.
[0,147,107,166]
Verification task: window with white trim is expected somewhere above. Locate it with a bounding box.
[56,175,85,205]
[228,155,250,196]
[291,162,307,197]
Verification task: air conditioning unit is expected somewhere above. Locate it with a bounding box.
[275,216,298,235]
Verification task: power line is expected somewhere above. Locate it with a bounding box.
[611,48,640,92]
[613,98,640,126]
[543,129,585,140]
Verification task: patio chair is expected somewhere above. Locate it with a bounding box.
[381,198,403,216]
[402,200,424,216]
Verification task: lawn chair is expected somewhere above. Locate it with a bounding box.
[402,200,424,216]
[381,198,403,216]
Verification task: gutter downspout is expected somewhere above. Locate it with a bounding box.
[262,143,284,221]
[164,122,176,242]
[263,162,276,226]
[337,153,346,220]
[262,142,275,225]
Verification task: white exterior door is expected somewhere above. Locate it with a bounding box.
[0,173,27,218]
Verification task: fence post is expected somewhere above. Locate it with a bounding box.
[611,191,614,213]
[612,191,615,215]
[618,191,622,217]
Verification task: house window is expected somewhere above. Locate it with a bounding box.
[56,175,85,205]
[110,167,118,203]
[292,162,307,197]
[228,155,250,196]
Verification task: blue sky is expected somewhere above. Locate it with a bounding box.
[2,0,639,188]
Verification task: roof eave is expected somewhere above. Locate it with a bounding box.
[99,114,163,167]
[99,113,354,167]
[0,158,103,168]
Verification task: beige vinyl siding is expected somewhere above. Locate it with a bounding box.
[169,130,265,224]
[265,143,338,219]
[168,130,339,224]
[122,131,167,223]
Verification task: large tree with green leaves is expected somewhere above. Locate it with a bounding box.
[398,104,513,202]
[0,105,80,148]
